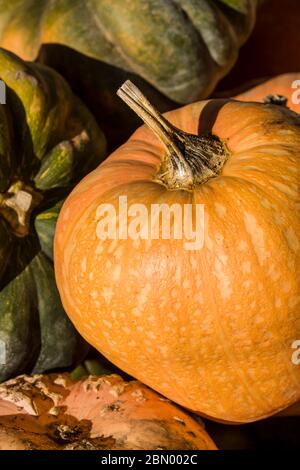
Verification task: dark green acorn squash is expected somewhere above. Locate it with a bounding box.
[0,47,106,382]
[0,0,257,103]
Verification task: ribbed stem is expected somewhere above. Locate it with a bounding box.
[117,80,229,190]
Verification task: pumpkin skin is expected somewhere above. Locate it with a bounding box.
[55,90,300,424]
[234,73,300,113]
[0,48,106,382]
[0,373,217,450]
[0,0,256,103]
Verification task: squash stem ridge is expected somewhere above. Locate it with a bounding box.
[117,80,229,190]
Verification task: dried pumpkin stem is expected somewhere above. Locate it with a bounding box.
[0,181,42,237]
[117,80,229,190]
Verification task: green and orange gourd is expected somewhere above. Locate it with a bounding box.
[0,1,258,150]
[0,0,257,103]
[0,47,106,382]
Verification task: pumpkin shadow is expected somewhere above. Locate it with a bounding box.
[197,99,229,135]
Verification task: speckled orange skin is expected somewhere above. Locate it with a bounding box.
[235,73,300,113]
[55,99,300,423]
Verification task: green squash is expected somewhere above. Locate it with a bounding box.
[0,48,106,382]
[0,0,257,103]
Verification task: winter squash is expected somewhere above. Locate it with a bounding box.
[234,73,300,113]
[55,81,300,423]
[0,48,106,382]
[0,373,217,450]
[0,0,257,103]
[0,1,257,151]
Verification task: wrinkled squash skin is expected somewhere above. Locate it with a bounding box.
[0,0,257,103]
[0,373,217,450]
[0,48,106,382]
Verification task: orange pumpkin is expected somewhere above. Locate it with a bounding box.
[235,73,300,113]
[0,373,216,450]
[55,81,300,423]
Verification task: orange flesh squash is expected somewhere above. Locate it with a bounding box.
[55,98,300,423]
